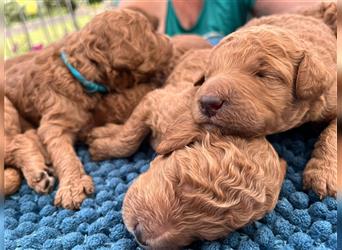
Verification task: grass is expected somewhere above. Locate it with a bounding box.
[5,15,92,59]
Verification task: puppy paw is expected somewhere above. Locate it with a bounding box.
[54,175,94,210]
[303,158,336,198]
[87,124,122,144]
[89,138,113,161]
[23,165,55,194]
[4,168,22,195]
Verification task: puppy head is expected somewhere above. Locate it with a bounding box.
[192,25,334,136]
[123,155,190,250]
[123,134,284,249]
[66,9,172,90]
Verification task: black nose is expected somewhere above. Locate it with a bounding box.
[133,223,149,248]
[199,96,224,117]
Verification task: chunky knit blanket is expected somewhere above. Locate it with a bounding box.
[4,123,337,250]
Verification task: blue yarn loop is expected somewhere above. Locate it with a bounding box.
[60,51,109,94]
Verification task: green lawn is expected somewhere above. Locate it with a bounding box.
[5,15,92,59]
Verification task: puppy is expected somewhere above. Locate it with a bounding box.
[4,9,172,209]
[88,50,285,249]
[4,31,211,200]
[188,9,336,198]
[123,135,286,250]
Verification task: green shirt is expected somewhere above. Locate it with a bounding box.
[165,0,255,38]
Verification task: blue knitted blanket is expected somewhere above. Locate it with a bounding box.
[4,123,337,250]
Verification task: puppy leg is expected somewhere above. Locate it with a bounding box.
[6,130,55,194]
[87,123,123,144]
[4,168,21,195]
[38,111,94,209]
[89,100,150,160]
[5,97,54,194]
[303,118,337,198]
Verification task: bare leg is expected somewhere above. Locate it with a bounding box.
[303,118,337,198]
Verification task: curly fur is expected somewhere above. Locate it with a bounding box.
[89,34,211,129]
[4,7,212,208]
[87,49,211,160]
[88,50,285,249]
[4,9,173,209]
[4,167,21,195]
[123,135,286,249]
[190,7,336,198]
[299,2,336,36]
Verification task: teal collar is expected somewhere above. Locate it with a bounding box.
[60,51,109,94]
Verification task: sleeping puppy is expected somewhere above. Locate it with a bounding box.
[123,134,286,250]
[4,9,172,209]
[88,49,285,249]
[183,8,337,198]
[4,32,211,199]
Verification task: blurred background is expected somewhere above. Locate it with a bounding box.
[4,0,116,59]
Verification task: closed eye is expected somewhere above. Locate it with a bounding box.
[254,69,288,87]
[255,70,268,78]
[255,71,266,78]
[194,74,206,86]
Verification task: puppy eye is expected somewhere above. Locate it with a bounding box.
[255,71,266,78]
[194,74,206,86]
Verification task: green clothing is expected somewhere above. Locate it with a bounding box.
[165,0,255,38]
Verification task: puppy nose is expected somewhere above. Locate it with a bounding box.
[134,223,149,248]
[199,96,224,117]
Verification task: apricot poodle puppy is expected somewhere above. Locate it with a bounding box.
[189,7,336,198]
[123,134,286,249]
[88,50,285,249]
[4,9,173,209]
[4,13,212,205]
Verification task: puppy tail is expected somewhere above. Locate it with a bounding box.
[299,2,336,36]
[4,167,22,196]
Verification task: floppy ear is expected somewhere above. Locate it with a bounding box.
[155,113,202,155]
[193,73,205,86]
[295,52,334,99]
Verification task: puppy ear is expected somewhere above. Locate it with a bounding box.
[295,52,334,99]
[193,73,205,86]
[155,114,201,155]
